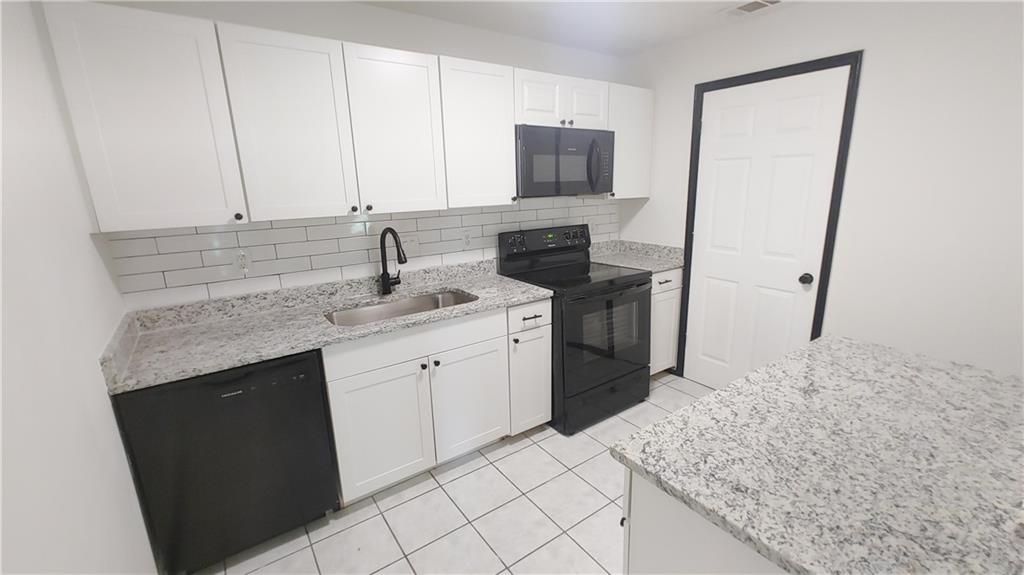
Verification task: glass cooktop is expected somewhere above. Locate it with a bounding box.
[509,262,650,294]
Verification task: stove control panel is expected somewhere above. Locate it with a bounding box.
[499,225,590,256]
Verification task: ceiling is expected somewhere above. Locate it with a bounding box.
[366,2,751,57]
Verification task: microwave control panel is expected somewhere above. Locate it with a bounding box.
[500,225,590,256]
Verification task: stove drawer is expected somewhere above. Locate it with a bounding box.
[652,268,682,294]
[508,300,552,333]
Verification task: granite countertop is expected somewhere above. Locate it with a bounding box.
[590,239,683,273]
[101,261,551,395]
[611,336,1024,574]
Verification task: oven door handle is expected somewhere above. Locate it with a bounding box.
[566,280,651,303]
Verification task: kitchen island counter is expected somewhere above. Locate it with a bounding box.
[612,336,1024,573]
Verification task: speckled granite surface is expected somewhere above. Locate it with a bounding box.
[611,336,1024,574]
[101,261,551,394]
[591,239,683,273]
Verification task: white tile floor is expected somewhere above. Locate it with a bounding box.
[200,371,713,575]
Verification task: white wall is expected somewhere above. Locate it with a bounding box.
[1,3,156,572]
[619,2,1023,376]
[116,1,638,84]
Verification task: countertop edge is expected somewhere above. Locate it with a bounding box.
[609,446,803,574]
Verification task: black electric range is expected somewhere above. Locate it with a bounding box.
[498,225,652,435]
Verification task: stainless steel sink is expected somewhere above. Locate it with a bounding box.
[325,291,478,327]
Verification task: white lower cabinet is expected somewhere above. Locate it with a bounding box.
[650,288,683,373]
[430,337,510,463]
[329,359,436,502]
[509,325,552,435]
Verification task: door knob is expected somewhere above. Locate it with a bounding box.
[799,273,815,285]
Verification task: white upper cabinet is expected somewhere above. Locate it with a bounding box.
[43,3,247,232]
[514,69,609,129]
[608,83,654,199]
[440,57,516,208]
[344,43,447,214]
[218,24,360,221]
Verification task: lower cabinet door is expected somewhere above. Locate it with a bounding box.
[430,337,510,462]
[650,288,683,373]
[329,358,436,502]
[509,325,552,435]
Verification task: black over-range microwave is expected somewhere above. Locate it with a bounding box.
[515,125,614,198]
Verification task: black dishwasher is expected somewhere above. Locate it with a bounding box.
[113,351,340,574]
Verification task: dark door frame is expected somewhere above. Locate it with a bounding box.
[672,51,864,377]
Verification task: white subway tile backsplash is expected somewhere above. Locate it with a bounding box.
[105,226,196,240]
[238,227,306,246]
[165,264,243,287]
[246,256,311,277]
[118,272,165,293]
[461,212,502,226]
[306,223,367,241]
[157,232,238,254]
[341,262,379,280]
[208,276,281,299]
[103,199,619,302]
[196,221,270,233]
[417,216,462,230]
[501,210,537,223]
[442,250,484,265]
[280,267,343,288]
[115,252,203,275]
[201,245,276,267]
[271,217,337,228]
[108,238,158,258]
[311,250,369,269]
[123,285,209,310]
[274,239,339,258]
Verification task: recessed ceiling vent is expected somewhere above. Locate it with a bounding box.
[733,0,781,15]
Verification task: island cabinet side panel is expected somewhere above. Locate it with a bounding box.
[626,472,784,574]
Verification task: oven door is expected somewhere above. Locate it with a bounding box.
[517,125,614,197]
[561,280,651,397]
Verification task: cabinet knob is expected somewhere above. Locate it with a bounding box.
[433,360,441,367]
[420,363,428,370]
[350,206,358,213]
[233,212,244,221]
[511,196,518,202]
[609,192,616,198]
[512,338,520,344]
[560,119,566,126]
[568,119,574,127]
[365,205,373,212]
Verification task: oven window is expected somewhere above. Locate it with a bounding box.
[578,300,640,364]
[532,154,588,183]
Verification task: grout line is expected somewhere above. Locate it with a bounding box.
[437,477,509,573]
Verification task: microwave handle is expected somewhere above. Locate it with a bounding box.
[586,139,599,192]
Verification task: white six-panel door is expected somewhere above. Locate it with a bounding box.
[43,3,247,231]
[440,57,516,208]
[684,66,850,389]
[218,23,360,221]
[344,43,447,214]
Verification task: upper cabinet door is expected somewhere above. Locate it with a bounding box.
[608,83,654,198]
[218,24,359,221]
[515,69,609,129]
[565,78,609,129]
[514,69,563,127]
[344,43,447,214]
[43,3,247,232]
[441,57,516,209]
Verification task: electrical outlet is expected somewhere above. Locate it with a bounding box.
[236,250,250,274]
[462,230,472,248]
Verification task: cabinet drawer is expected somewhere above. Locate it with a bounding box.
[652,269,683,294]
[507,300,552,333]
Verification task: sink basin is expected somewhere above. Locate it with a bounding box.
[325,291,478,327]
